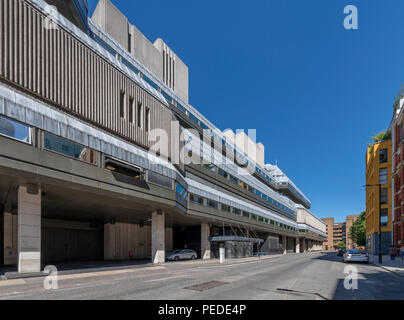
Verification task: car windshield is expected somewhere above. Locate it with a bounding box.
[170,250,181,254]
[348,250,359,253]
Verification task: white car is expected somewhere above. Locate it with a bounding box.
[166,249,197,261]
[343,249,369,263]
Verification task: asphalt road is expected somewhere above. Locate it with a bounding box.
[0,252,403,300]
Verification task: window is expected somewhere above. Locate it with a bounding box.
[380,209,389,227]
[189,113,199,125]
[105,157,142,180]
[137,102,143,128]
[145,108,150,132]
[229,175,238,184]
[379,168,388,185]
[176,183,187,199]
[379,149,388,164]
[44,133,97,164]
[380,188,388,205]
[190,194,203,205]
[129,97,134,123]
[204,164,216,172]
[221,204,231,212]
[218,168,228,179]
[242,211,250,218]
[120,91,126,118]
[0,115,31,143]
[232,208,241,215]
[143,75,159,91]
[207,199,218,209]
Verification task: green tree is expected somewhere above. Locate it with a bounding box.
[371,130,391,143]
[349,211,366,247]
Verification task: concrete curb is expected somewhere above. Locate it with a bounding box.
[4,272,46,280]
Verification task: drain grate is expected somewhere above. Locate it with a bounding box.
[184,281,228,292]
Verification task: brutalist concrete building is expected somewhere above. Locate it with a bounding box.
[0,0,326,273]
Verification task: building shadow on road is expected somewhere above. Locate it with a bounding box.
[0,259,153,279]
[314,252,404,300]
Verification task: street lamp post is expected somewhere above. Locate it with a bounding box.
[364,184,383,264]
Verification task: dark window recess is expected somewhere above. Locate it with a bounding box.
[120,91,125,118]
[129,97,134,123]
[207,199,218,209]
[190,194,204,205]
[137,102,142,128]
[380,188,388,205]
[105,157,147,188]
[379,149,388,164]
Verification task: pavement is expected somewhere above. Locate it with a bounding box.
[369,254,404,277]
[0,252,403,300]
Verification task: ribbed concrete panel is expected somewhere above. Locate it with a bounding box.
[0,0,172,152]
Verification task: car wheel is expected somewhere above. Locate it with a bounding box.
[174,256,179,261]
[191,255,196,260]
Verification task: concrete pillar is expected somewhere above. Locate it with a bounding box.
[4,212,18,265]
[201,223,211,260]
[295,238,300,253]
[282,235,287,254]
[152,210,165,264]
[219,243,225,263]
[302,238,307,252]
[18,185,41,273]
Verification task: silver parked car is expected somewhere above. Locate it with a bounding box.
[166,249,197,261]
[343,249,369,263]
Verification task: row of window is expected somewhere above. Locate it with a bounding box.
[0,115,31,144]
[205,164,296,219]
[94,34,309,207]
[189,194,297,232]
[119,91,150,132]
[94,36,289,197]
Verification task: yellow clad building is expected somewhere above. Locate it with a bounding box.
[365,138,393,255]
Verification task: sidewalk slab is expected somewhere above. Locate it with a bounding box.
[369,255,404,277]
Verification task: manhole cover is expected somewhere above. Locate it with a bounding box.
[184,281,228,292]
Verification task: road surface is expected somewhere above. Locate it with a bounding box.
[0,252,403,300]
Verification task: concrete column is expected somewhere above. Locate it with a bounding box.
[282,235,287,254]
[18,185,41,273]
[152,210,165,264]
[4,212,18,265]
[295,238,300,253]
[201,223,211,260]
[302,238,307,252]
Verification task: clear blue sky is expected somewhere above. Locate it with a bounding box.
[88,0,403,222]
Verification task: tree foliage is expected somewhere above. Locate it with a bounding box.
[349,211,366,247]
[371,130,391,143]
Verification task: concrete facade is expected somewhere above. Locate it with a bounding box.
[18,185,41,273]
[0,0,326,273]
[152,211,165,264]
[201,223,211,260]
[92,0,189,103]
